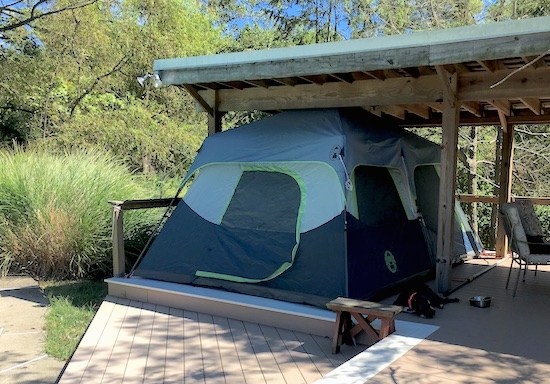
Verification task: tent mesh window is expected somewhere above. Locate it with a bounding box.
[354,166,408,226]
[221,170,300,232]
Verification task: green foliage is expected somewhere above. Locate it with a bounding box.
[42,95,206,177]
[1,0,221,178]
[0,147,154,280]
[43,280,108,360]
[487,0,550,20]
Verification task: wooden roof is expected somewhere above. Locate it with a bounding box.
[154,16,550,126]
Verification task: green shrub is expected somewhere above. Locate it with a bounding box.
[0,147,153,280]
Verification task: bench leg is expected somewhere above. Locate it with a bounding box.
[332,311,343,354]
[332,311,356,353]
[332,311,398,353]
[350,312,380,341]
[378,319,396,339]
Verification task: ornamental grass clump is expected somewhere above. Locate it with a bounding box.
[0,148,149,280]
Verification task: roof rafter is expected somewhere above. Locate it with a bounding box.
[520,97,542,115]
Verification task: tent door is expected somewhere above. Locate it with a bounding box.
[195,170,303,283]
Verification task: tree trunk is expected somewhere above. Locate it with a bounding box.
[142,154,156,175]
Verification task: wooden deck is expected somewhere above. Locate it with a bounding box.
[58,296,370,383]
[370,257,550,383]
[58,258,550,383]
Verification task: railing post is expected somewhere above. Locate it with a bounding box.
[496,115,514,258]
[111,202,125,276]
[108,197,181,277]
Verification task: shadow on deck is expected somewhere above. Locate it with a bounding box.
[58,258,550,383]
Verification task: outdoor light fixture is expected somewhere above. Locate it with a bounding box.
[136,73,162,88]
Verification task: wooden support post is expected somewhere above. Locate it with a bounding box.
[111,203,125,277]
[496,112,514,257]
[436,67,459,294]
[207,90,222,136]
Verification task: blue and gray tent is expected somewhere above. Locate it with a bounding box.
[134,108,482,307]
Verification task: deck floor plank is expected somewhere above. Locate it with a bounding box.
[311,332,361,366]
[276,328,324,383]
[227,318,267,384]
[183,310,206,384]
[58,297,118,383]
[259,324,307,384]
[143,305,170,382]
[164,307,185,384]
[211,315,247,384]
[293,332,340,374]
[197,313,226,384]
[242,321,286,383]
[80,297,129,383]
[122,302,156,384]
[101,299,141,384]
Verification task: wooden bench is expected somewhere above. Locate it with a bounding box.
[326,297,402,353]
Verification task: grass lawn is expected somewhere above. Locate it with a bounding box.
[41,280,108,360]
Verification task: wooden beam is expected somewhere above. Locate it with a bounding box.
[436,66,457,108]
[379,105,406,120]
[461,101,483,117]
[330,73,355,83]
[364,106,382,117]
[477,60,499,72]
[426,102,443,113]
[362,70,386,80]
[402,109,550,127]
[454,63,472,74]
[417,66,437,76]
[108,198,182,210]
[352,72,377,81]
[300,74,328,85]
[496,113,514,257]
[436,69,459,294]
[208,90,222,135]
[458,67,550,101]
[402,104,431,119]
[243,79,270,88]
[183,85,213,115]
[272,77,298,86]
[487,99,512,116]
[202,76,443,112]
[193,67,550,112]
[456,195,498,204]
[223,81,245,90]
[519,97,542,115]
[514,196,550,205]
[401,67,421,78]
[522,55,547,69]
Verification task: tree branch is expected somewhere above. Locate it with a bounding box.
[0,105,35,114]
[69,55,131,117]
[0,0,99,33]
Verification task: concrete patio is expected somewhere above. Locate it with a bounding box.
[0,277,65,384]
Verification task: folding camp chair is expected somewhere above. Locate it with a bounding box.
[500,201,550,297]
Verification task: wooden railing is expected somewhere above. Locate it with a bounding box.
[109,195,550,276]
[457,195,550,205]
[110,198,181,276]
